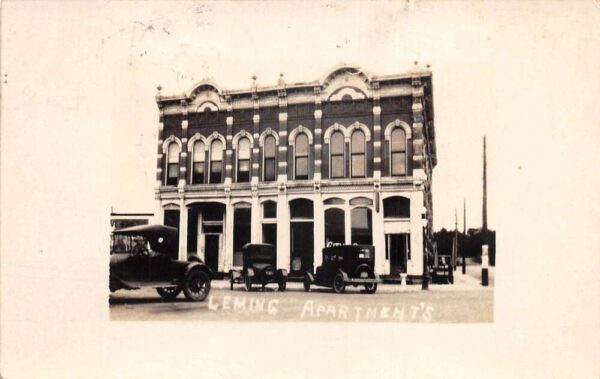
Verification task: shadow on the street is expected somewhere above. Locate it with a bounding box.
[109,296,188,305]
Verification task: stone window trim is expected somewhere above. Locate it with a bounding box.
[232,129,255,150]
[161,135,182,153]
[384,119,412,140]
[258,127,280,147]
[288,125,314,146]
[323,123,349,144]
[384,119,411,177]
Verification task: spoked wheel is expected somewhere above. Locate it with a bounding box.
[183,270,211,301]
[364,282,378,294]
[278,277,287,292]
[333,273,346,294]
[244,276,252,292]
[157,286,182,299]
[303,275,311,292]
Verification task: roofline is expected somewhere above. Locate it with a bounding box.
[157,67,433,103]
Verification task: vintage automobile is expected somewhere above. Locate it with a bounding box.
[110,224,212,301]
[230,243,287,291]
[303,244,380,294]
[431,254,454,284]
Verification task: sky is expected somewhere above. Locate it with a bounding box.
[106,1,501,231]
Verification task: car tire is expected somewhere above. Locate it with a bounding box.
[303,275,311,292]
[157,286,182,299]
[333,273,346,294]
[364,283,377,294]
[278,277,287,292]
[183,269,211,301]
[230,275,234,291]
[244,275,252,292]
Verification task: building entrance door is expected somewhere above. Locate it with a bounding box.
[290,222,314,274]
[204,234,220,272]
[387,233,410,275]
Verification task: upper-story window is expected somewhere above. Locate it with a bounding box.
[330,131,345,179]
[294,133,309,180]
[209,139,223,183]
[237,137,251,182]
[166,142,180,186]
[192,140,205,184]
[391,128,407,176]
[263,135,276,181]
[351,130,365,178]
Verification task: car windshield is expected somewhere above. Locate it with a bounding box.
[111,235,157,256]
[247,250,273,261]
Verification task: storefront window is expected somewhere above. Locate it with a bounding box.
[325,208,345,245]
[351,207,372,245]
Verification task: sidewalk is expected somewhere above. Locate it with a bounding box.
[210,268,492,294]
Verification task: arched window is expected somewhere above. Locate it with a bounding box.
[192,140,205,184]
[263,135,276,181]
[351,130,365,177]
[237,137,251,182]
[166,142,180,186]
[330,131,345,178]
[391,128,407,176]
[295,133,309,180]
[209,139,223,183]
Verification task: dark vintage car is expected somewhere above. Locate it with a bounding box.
[230,243,287,291]
[110,224,212,301]
[304,244,380,294]
[431,254,454,284]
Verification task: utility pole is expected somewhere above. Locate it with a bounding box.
[463,198,466,234]
[462,198,466,274]
[482,136,488,232]
[453,208,458,271]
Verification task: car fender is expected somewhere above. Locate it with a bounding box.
[187,255,204,264]
[305,271,315,283]
[185,261,212,280]
[337,269,350,282]
[277,269,288,277]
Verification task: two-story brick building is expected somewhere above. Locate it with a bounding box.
[153,65,437,280]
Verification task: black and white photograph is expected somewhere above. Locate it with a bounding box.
[1,1,599,378]
[109,62,496,323]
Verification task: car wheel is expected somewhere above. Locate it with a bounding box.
[183,269,211,301]
[278,277,287,292]
[303,275,311,292]
[230,275,234,291]
[333,273,346,294]
[364,283,377,294]
[244,275,252,292]
[157,286,182,299]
